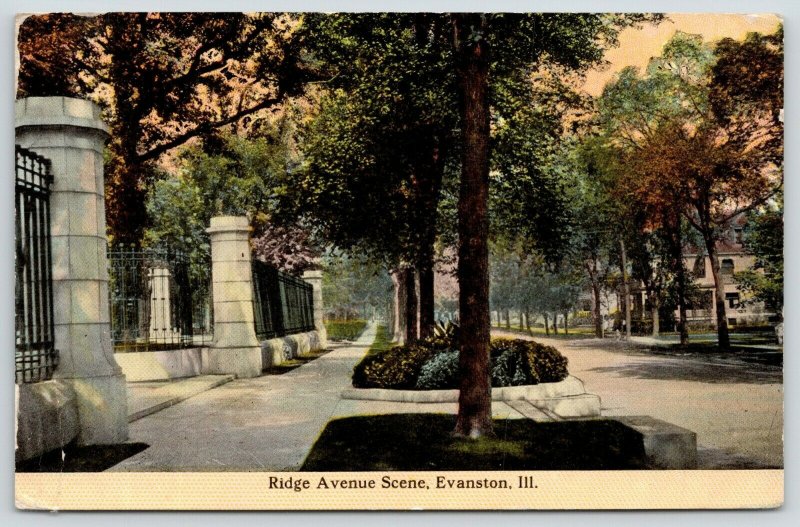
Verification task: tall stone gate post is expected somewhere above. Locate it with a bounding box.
[15,97,128,445]
[302,269,327,347]
[205,216,262,378]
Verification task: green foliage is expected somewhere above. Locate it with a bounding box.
[354,336,569,390]
[735,197,784,316]
[352,342,438,389]
[490,338,569,385]
[325,320,368,342]
[415,350,460,390]
[321,252,393,320]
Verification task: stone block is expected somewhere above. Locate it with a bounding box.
[70,373,129,445]
[211,321,259,348]
[614,416,698,469]
[213,300,256,325]
[116,348,204,382]
[51,281,72,325]
[70,281,102,323]
[211,240,251,263]
[50,237,70,281]
[15,380,80,462]
[210,280,253,300]
[68,237,104,280]
[49,194,71,237]
[66,148,100,193]
[528,393,602,418]
[19,97,65,119]
[67,194,100,236]
[203,346,262,379]
[59,324,117,377]
[211,260,252,283]
[63,97,98,120]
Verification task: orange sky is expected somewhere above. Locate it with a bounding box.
[583,13,783,96]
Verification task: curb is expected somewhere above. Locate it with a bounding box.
[127,374,235,422]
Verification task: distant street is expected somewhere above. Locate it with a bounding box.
[494,330,783,468]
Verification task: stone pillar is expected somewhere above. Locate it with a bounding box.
[148,266,178,343]
[302,269,327,347]
[15,97,128,445]
[205,216,262,378]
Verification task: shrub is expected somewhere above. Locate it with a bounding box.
[415,350,460,389]
[326,319,367,341]
[353,335,569,390]
[352,342,438,389]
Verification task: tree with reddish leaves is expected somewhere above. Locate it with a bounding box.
[17,12,312,244]
[597,29,783,351]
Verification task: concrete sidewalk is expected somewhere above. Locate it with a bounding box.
[110,324,384,471]
[111,323,529,472]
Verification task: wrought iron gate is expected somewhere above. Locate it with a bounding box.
[14,145,58,383]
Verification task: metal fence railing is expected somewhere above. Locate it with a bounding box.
[108,245,212,352]
[15,145,58,384]
[252,260,314,340]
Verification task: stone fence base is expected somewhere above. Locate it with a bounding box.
[260,330,323,369]
[16,381,80,462]
[115,330,324,381]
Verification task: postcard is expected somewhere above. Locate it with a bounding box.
[13,11,783,510]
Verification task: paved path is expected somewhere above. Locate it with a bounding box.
[494,330,783,468]
[110,324,380,471]
[111,324,526,472]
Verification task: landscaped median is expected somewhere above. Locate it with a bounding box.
[344,323,601,418]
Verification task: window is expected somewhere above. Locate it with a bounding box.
[734,228,744,244]
[693,256,706,278]
[726,292,740,309]
[721,259,734,275]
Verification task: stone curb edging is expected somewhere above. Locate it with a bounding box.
[340,375,601,419]
[127,374,235,422]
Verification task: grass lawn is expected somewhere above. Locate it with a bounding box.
[16,442,149,472]
[364,324,396,358]
[301,414,649,471]
[492,324,596,339]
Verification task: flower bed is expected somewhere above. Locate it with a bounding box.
[352,325,568,390]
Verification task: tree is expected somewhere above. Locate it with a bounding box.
[297,14,459,341]
[18,13,312,243]
[734,195,783,318]
[146,130,318,273]
[596,29,782,350]
[448,13,660,436]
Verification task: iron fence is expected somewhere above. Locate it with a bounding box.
[252,260,314,340]
[15,145,58,383]
[108,245,212,352]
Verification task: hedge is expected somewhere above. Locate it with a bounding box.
[325,319,368,341]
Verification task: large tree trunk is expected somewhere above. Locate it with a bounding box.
[418,252,435,340]
[586,260,603,338]
[404,267,418,343]
[504,309,511,329]
[543,313,550,336]
[620,239,632,338]
[552,312,558,335]
[524,309,531,333]
[392,270,407,344]
[453,14,492,438]
[666,215,689,345]
[651,297,660,337]
[704,237,731,351]
[563,311,569,335]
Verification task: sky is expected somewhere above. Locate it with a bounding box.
[583,13,782,96]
